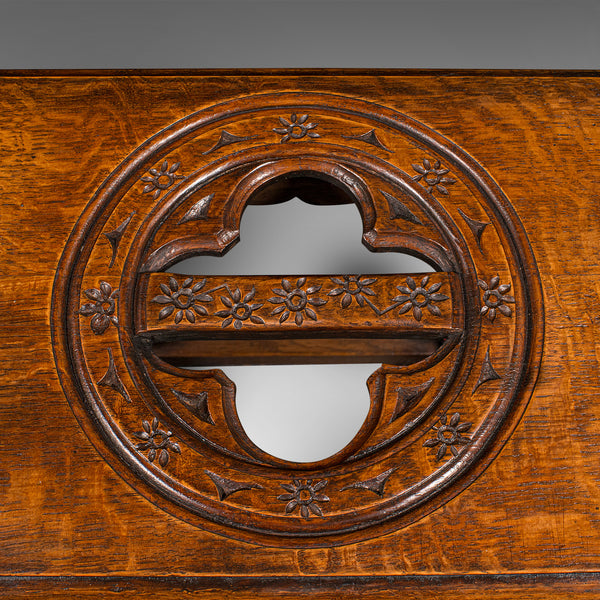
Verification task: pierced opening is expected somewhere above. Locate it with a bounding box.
[157,179,440,464]
[222,364,375,463]
[154,334,442,367]
[171,197,434,275]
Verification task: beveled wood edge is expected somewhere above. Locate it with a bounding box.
[2,573,600,595]
[0,69,599,78]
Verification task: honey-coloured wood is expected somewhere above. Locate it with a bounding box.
[1,70,599,598]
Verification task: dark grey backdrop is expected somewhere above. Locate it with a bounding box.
[0,0,598,69]
[4,0,597,460]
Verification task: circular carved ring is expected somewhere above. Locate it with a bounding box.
[51,92,543,546]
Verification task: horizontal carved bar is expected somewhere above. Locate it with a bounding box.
[138,272,458,336]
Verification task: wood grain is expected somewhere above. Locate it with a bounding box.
[1,71,599,598]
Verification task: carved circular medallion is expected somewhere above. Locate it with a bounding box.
[52,93,543,546]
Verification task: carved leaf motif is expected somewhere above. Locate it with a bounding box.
[97,348,131,403]
[205,470,262,501]
[177,194,214,225]
[473,346,501,393]
[202,130,257,155]
[380,189,422,225]
[103,211,135,268]
[342,129,391,152]
[171,388,214,425]
[390,377,435,423]
[340,468,396,497]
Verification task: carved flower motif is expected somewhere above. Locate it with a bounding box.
[152,277,213,324]
[277,479,330,519]
[215,287,265,329]
[478,276,515,322]
[328,275,377,308]
[412,158,456,195]
[273,113,320,143]
[134,417,181,467]
[78,281,119,335]
[141,160,184,200]
[423,412,472,461]
[268,277,327,326]
[393,275,449,321]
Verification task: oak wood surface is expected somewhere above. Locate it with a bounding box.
[1,71,599,598]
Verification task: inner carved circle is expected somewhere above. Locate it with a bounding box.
[437,426,457,445]
[234,303,252,320]
[157,174,173,189]
[484,290,502,308]
[411,289,429,307]
[286,290,307,310]
[174,291,193,309]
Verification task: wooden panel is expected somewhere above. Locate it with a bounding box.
[1,70,599,598]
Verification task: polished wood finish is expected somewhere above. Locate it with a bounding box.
[1,70,599,598]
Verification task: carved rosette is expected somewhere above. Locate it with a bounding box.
[52,93,543,547]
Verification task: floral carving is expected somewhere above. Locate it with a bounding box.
[215,287,264,329]
[393,275,449,321]
[133,417,181,467]
[412,158,456,195]
[141,160,184,200]
[478,276,515,322]
[152,277,213,324]
[273,113,320,143]
[268,277,327,325]
[328,275,377,308]
[423,412,472,461]
[277,479,329,518]
[78,281,119,335]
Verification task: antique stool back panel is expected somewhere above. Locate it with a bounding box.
[1,71,599,598]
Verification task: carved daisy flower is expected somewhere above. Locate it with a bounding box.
[268,277,327,326]
[133,417,181,468]
[412,158,456,195]
[328,275,377,308]
[215,287,265,329]
[273,113,320,143]
[141,160,184,200]
[277,479,330,519]
[423,412,472,461]
[151,277,213,324]
[393,275,449,321]
[78,281,119,335]
[478,275,515,322]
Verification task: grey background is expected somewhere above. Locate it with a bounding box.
[4,0,597,461]
[0,0,598,69]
